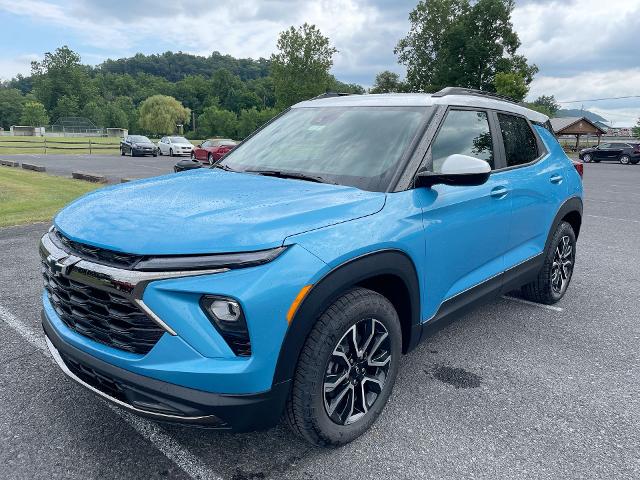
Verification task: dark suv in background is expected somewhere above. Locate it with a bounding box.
[579,142,640,164]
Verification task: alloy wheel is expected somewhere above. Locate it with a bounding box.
[620,155,630,165]
[551,235,573,294]
[323,318,391,426]
[583,154,591,163]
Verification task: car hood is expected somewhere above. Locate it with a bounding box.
[172,142,193,147]
[132,142,155,147]
[54,169,386,255]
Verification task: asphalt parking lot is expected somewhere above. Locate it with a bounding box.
[0,153,180,183]
[1,163,639,480]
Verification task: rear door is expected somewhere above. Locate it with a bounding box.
[494,112,568,270]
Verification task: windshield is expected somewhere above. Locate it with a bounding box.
[130,135,151,143]
[169,136,189,143]
[220,106,430,191]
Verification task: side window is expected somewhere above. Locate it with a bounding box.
[497,113,538,167]
[431,109,494,172]
[202,141,210,148]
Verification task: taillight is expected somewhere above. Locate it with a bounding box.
[572,159,583,178]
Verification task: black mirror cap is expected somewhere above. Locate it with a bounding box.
[414,170,491,188]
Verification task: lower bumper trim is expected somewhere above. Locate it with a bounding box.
[42,310,290,431]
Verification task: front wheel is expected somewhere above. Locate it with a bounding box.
[582,154,592,163]
[208,153,214,165]
[521,221,576,304]
[619,155,631,165]
[285,287,401,447]
[120,148,125,156]
[169,148,174,157]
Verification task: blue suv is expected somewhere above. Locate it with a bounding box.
[40,88,583,446]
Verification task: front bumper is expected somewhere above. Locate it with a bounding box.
[43,310,290,431]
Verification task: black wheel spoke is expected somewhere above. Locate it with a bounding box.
[324,317,391,426]
[551,235,574,294]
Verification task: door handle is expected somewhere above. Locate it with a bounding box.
[490,186,508,198]
[550,174,563,184]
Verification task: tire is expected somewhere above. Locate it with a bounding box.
[208,153,214,165]
[169,148,174,157]
[120,148,125,156]
[619,155,631,165]
[582,154,591,163]
[130,149,136,157]
[631,158,639,165]
[285,287,402,447]
[521,221,576,305]
[191,151,196,160]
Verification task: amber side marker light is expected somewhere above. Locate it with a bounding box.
[287,285,313,324]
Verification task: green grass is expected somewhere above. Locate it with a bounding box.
[0,167,99,227]
[0,136,206,155]
[0,136,122,155]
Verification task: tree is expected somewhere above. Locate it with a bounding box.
[632,118,640,138]
[0,88,26,129]
[370,71,405,93]
[138,95,190,135]
[54,94,80,119]
[532,95,559,116]
[197,107,238,138]
[271,23,337,108]
[237,107,279,139]
[395,0,537,92]
[20,101,49,126]
[31,46,95,113]
[494,72,528,102]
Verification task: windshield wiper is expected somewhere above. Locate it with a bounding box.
[212,163,236,172]
[245,169,334,184]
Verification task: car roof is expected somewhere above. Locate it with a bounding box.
[292,92,549,124]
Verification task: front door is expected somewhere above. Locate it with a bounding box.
[419,108,511,320]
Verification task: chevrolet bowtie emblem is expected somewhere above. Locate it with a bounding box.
[47,254,81,277]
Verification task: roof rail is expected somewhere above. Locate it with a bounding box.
[310,92,352,100]
[432,87,520,105]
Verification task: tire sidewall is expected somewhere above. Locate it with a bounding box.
[546,221,577,302]
[301,290,402,445]
[620,155,630,165]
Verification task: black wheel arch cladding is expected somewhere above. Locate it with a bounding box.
[272,249,421,385]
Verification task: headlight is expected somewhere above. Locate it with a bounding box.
[134,246,287,272]
[200,295,251,356]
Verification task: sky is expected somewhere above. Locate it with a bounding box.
[0,0,638,126]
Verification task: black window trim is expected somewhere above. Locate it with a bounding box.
[403,105,501,188]
[491,108,548,173]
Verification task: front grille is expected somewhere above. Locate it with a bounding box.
[42,261,164,355]
[53,229,142,269]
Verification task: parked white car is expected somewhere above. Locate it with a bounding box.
[157,136,195,156]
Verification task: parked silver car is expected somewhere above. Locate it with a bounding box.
[157,136,194,156]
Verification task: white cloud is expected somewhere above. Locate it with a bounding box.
[0,54,39,81]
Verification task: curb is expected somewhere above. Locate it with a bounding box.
[21,163,46,172]
[0,160,20,167]
[72,171,107,183]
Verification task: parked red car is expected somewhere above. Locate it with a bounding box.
[191,139,238,164]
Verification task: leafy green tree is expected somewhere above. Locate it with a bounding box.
[395,0,537,92]
[138,95,190,135]
[54,94,80,119]
[494,72,528,102]
[526,103,554,118]
[31,46,95,112]
[237,107,279,138]
[632,118,640,138]
[197,107,238,138]
[370,71,405,93]
[532,95,559,116]
[20,101,49,126]
[0,88,26,129]
[271,23,337,108]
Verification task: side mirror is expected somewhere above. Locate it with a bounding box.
[197,144,202,148]
[415,154,491,188]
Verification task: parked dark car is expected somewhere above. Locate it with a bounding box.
[120,135,158,157]
[192,139,238,164]
[579,142,640,164]
[174,158,203,173]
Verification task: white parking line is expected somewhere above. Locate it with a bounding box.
[501,296,564,312]
[0,303,223,480]
[586,214,640,224]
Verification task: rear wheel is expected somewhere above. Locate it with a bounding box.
[521,221,576,304]
[285,287,401,447]
[619,155,631,165]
